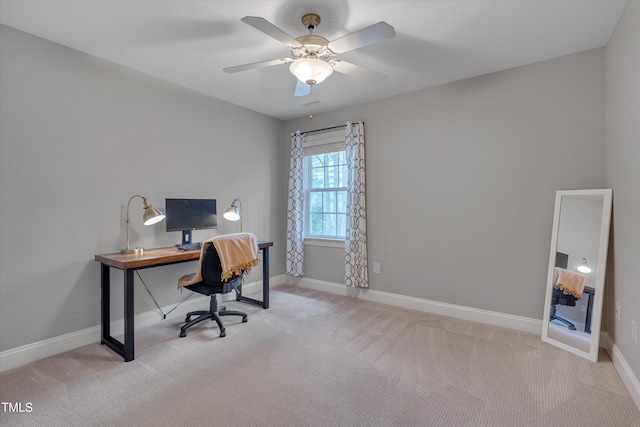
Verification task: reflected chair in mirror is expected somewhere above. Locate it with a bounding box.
[550,267,587,331]
[178,242,248,338]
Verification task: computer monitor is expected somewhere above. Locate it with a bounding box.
[165,198,217,245]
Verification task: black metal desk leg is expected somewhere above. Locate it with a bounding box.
[585,293,594,334]
[100,264,110,343]
[123,269,135,362]
[235,246,270,309]
[262,247,269,309]
[100,264,127,360]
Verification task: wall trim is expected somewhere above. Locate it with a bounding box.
[601,332,640,410]
[0,275,286,372]
[296,277,542,334]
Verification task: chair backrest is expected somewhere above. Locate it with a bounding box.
[552,288,577,306]
[200,242,241,287]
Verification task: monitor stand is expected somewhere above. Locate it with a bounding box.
[181,230,193,245]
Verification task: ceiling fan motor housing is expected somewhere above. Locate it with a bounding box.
[292,13,332,58]
[294,34,330,55]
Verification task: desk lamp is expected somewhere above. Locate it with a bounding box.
[577,258,592,274]
[121,195,166,254]
[223,198,242,232]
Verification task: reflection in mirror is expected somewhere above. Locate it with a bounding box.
[541,189,612,362]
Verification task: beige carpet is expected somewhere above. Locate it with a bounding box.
[1,284,639,427]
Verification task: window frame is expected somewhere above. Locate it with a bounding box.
[302,130,347,242]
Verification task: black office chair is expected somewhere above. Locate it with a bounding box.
[550,288,578,330]
[549,266,587,331]
[179,242,247,338]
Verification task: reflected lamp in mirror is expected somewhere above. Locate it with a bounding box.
[577,258,592,273]
[223,198,242,232]
[121,195,166,255]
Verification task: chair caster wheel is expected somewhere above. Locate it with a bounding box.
[242,316,248,323]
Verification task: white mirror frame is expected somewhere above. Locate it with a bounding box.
[541,189,612,362]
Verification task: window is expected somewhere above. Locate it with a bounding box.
[303,130,346,239]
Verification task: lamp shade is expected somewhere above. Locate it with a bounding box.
[143,205,165,225]
[223,198,241,221]
[289,59,334,85]
[223,198,242,232]
[577,258,592,274]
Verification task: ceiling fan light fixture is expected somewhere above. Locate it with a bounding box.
[289,58,333,85]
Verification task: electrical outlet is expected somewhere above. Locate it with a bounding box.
[373,263,380,274]
[615,303,620,321]
[632,320,637,345]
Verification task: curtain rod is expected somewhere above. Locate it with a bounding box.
[299,120,364,136]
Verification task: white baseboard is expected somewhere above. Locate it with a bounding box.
[602,333,640,410]
[295,277,640,413]
[0,275,286,373]
[296,277,542,334]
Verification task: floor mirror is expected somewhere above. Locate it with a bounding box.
[541,189,612,362]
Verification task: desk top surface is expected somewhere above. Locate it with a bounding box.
[95,241,273,270]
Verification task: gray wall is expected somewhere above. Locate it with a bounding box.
[2,9,635,383]
[605,1,640,382]
[0,25,286,353]
[284,48,606,321]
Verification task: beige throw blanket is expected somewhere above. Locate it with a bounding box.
[178,233,260,289]
[553,267,587,299]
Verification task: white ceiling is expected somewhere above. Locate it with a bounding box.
[0,0,628,120]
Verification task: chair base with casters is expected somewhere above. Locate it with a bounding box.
[550,288,577,331]
[550,304,577,330]
[179,283,247,338]
[178,241,249,338]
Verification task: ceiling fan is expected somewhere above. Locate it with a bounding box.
[223,14,395,96]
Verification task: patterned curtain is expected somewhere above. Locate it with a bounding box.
[344,121,368,288]
[286,131,305,276]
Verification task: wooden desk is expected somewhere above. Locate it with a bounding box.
[95,241,273,362]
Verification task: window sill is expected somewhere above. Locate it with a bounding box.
[304,237,345,248]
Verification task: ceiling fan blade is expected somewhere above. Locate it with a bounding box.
[294,80,311,97]
[328,22,395,54]
[241,16,302,47]
[331,60,387,83]
[223,58,292,73]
